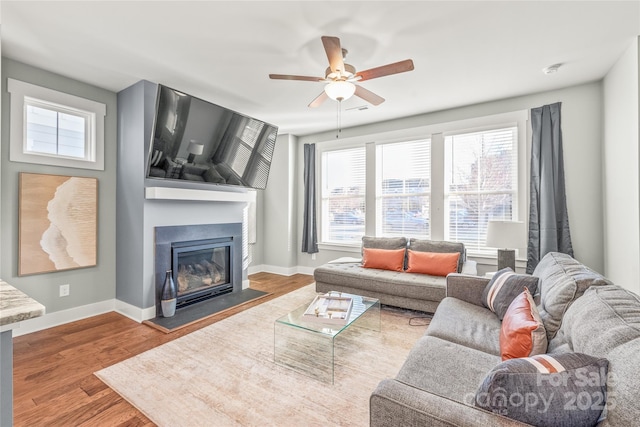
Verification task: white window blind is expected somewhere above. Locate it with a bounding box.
[321,147,366,244]
[376,139,431,239]
[444,126,518,254]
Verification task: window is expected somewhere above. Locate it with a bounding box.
[25,98,92,159]
[445,127,518,254]
[376,139,431,239]
[320,147,366,244]
[8,78,106,170]
[316,111,527,258]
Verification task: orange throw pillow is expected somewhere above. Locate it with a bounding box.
[405,250,460,276]
[362,248,405,271]
[500,288,548,361]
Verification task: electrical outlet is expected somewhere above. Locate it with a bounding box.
[59,284,70,297]
[312,253,316,260]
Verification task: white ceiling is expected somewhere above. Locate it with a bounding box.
[2,1,639,136]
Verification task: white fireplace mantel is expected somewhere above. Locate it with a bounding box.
[145,186,256,203]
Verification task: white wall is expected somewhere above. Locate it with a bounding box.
[603,37,640,294]
[289,82,605,274]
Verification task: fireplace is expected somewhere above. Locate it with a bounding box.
[172,238,233,308]
[154,223,243,315]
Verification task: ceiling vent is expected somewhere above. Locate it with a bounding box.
[542,63,562,75]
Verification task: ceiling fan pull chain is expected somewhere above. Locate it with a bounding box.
[336,100,341,139]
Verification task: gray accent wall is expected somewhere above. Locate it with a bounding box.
[0,331,12,427]
[116,80,155,308]
[116,81,251,314]
[262,134,298,270]
[1,58,117,314]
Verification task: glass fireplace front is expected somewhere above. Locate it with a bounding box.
[171,238,233,308]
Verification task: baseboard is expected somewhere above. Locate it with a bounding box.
[12,299,116,337]
[296,266,315,276]
[258,265,299,276]
[10,272,313,336]
[115,299,157,323]
[248,264,265,275]
[250,264,315,277]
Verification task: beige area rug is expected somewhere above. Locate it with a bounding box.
[95,285,429,426]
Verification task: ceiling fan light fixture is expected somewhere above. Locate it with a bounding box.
[324,81,356,101]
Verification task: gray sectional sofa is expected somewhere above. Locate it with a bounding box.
[370,252,640,426]
[315,237,476,313]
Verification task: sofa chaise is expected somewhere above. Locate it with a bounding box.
[315,236,476,313]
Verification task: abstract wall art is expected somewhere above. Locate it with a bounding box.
[19,173,98,276]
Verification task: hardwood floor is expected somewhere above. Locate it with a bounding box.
[12,273,314,426]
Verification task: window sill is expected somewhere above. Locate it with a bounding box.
[469,253,527,268]
[317,243,361,253]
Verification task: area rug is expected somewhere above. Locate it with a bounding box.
[95,285,429,426]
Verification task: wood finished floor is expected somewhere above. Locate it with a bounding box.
[12,273,314,427]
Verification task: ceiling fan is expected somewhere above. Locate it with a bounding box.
[269,36,414,108]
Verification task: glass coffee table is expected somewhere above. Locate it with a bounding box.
[274,292,380,384]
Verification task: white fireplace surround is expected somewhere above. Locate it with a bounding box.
[146,186,256,203]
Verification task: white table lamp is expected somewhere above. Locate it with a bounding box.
[486,221,525,271]
[187,140,204,164]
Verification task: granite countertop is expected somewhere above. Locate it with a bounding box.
[0,279,45,327]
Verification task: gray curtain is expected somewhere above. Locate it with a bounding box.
[526,102,573,273]
[301,143,319,254]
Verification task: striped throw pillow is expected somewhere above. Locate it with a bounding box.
[482,268,539,320]
[475,353,609,427]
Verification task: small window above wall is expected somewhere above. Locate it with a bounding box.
[8,79,106,170]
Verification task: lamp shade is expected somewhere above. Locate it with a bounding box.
[486,221,526,249]
[324,81,356,101]
[187,140,204,155]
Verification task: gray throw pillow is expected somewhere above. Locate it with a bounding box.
[475,353,609,427]
[361,236,407,251]
[203,167,225,183]
[482,268,539,320]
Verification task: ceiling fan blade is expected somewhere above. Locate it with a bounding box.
[269,74,324,82]
[321,36,345,74]
[354,85,385,106]
[355,59,415,82]
[308,91,328,108]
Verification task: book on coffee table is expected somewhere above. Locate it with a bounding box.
[302,294,353,325]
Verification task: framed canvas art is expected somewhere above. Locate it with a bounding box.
[19,173,98,276]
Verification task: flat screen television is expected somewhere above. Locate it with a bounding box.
[146,84,278,190]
